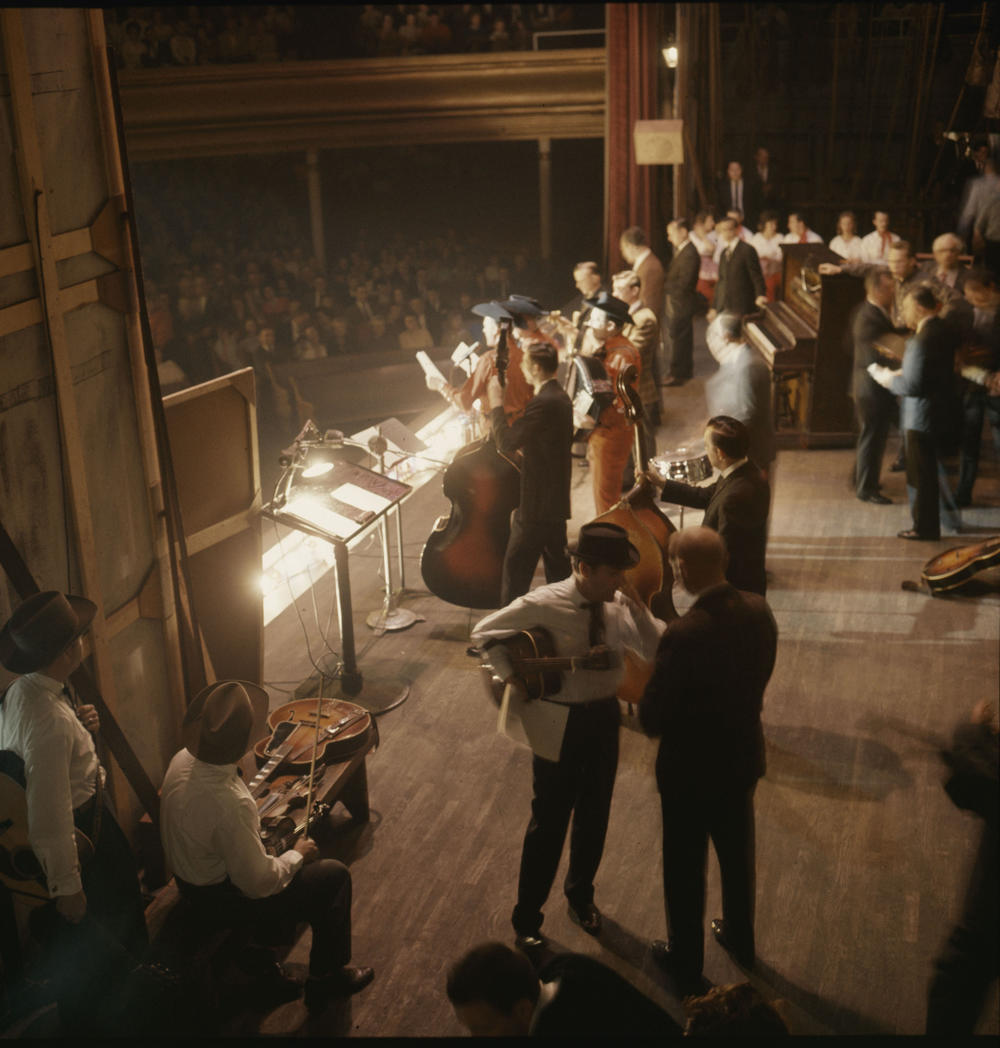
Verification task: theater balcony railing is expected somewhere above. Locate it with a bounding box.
[115,49,606,162]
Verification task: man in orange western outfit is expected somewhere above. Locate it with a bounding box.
[582,292,642,513]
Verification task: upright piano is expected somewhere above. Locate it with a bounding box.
[743,243,865,448]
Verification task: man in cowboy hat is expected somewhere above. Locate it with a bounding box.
[472,523,666,951]
[581,291,643,514]
[0,590,147,1024]
[486,340,574,604]
[159,679,373,1010]
[425,300,534,424]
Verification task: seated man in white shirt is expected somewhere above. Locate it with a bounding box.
[472,523,666,951]
[159,680,373,1010]
[0,591,148,1030]
[782,211,824,246]
[860,210,901,264]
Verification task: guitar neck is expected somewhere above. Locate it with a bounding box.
[513,656,581,673]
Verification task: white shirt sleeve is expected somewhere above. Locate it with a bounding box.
[21,714,83,897]
[213,787,303,899]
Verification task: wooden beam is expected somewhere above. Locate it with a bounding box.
[2,8,124,746]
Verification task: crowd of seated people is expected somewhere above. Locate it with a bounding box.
[133,175,545,399]
[696,142,1000,307]
[106,4,601,68]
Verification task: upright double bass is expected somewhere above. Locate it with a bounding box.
[420,319,521,609]
[589,364,678,703]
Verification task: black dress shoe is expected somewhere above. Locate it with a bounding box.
[889,456,905,473]
[897,529,938,541]
[304,966,374,1009]
[858,492,892,505]
[514,931,546,951]
[567,903,602,935]
[710,919,754,969]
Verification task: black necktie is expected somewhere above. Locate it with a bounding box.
[584,601,606,647]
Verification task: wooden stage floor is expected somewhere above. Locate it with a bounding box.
[247,320,999,1037]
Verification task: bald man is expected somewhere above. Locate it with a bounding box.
[639,527,778,996]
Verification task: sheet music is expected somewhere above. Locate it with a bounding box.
[416,350,447,385]
[498,684,569,761]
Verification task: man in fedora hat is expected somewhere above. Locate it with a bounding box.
[0,590,148,1024]
[640,527,777,995]
[581,291,643,514]
[425,300,534,424]
[159,680,373,1009]
[486,340,574,604]
[472,523,666,951]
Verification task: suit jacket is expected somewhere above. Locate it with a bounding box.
[716,177,761,226]
[622,306,660,408]
[635,251,666,325]
[888,314,959,439]
[660,461,770,595]
[665,240,700,320]
[715,240,766,318]
[639,582,777,794]
[491,378,572,523]
[850,299,904,407]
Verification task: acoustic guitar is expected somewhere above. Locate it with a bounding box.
[478,625,615,706]
[0,751,93,905]
[922,536,1000,594]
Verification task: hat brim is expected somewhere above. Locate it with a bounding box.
[566,540,641,569]
[0,595,97,674]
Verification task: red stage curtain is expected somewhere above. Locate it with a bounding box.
[604,3,662,276]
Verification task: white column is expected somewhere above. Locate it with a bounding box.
[538,136,552,261]
[306,148,326,269]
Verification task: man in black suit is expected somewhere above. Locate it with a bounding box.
[446,941,681,1036]
[663,218,701,386]
[647,416,770,595]
[487,342,573,604]
[716,161,760,230]
[869,285,963,539]
[708,217,768,322]
[852,269,905,504]
[640,526,777,996]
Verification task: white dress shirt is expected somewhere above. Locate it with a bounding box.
[860,229,901,263]
[830,234,866,261]
[160,747,303,899]
[472,576,666,704]
[0,673,102,897]
[750,232,783,274]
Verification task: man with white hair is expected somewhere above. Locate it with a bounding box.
[920,233,969,296]
[704,313,775,476]
[612,269,660,462]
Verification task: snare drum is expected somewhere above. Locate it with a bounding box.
[651,447,713,485]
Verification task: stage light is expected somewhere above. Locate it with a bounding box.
[662,42,678,68]
[302,460,334,479]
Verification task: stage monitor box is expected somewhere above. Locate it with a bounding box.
[633,120,684,165]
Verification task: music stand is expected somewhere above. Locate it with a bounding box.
[262,452,412,713]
